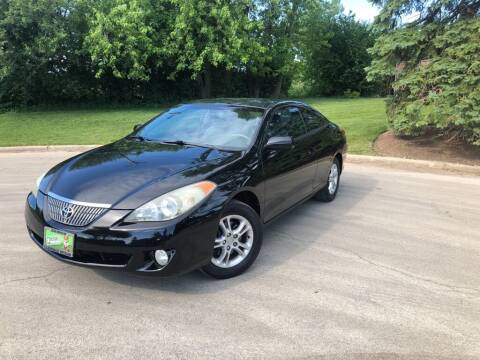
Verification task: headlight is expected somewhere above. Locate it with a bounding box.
[124,181,217,222]
[32,172,46,198]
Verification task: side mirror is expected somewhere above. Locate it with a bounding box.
[133,124,142,132]
[264,136,293,150]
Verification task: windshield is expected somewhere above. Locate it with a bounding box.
[136,104,264,150]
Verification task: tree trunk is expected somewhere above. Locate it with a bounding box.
[253,85,260,98]
[247,71,261,98]
[272,75,283,98]
[198,63,212,98]
[250,79,261,98]
[224,70,232,97]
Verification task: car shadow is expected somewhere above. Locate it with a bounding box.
[94,170,376,293]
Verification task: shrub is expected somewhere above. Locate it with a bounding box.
[343,89,361,98]
[367,1,480,146]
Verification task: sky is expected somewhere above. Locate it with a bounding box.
[341,0,380,22]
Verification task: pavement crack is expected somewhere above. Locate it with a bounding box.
[333,245,480,297]
[0,266,68,286]
[269,229,480,298]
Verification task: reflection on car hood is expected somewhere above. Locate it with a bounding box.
[45,139,239,207]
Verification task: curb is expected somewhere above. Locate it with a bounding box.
[0,145,478,176]
[347,154,480,176]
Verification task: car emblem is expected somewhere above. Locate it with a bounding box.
[61,205,74,221]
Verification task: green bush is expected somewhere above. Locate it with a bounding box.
[367,1,480,146]
[387,20,480,145]
[343,89,361,98]
[288,79,311,98]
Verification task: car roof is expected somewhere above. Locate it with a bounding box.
[184,98,309,111]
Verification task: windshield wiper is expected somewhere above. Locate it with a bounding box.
[159,140,219,149]
[127,134,149,142]
[161,140,189,146]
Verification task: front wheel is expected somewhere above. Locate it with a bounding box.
[315,158,341,202]
[202,200,262,279]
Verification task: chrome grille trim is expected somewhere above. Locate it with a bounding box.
[47,193,110,227]
[47,192,111,208]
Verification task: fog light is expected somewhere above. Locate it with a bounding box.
[154,250,169,266]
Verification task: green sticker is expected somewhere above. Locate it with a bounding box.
[44,227,75,257]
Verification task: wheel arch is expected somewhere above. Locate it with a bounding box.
[230,189,261,218]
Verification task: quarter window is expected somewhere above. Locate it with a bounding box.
[266,107,306,139]
[301,109,328,133]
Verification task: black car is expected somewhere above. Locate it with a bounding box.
[25,99,346,279]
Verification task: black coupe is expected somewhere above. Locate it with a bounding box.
[25,99,346,279]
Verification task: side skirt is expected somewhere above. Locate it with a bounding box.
[263,190,319,226]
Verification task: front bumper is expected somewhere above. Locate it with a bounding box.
[25,192,220,275]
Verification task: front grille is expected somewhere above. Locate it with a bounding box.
[47,194,108,227]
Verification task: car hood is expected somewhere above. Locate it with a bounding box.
[44,139,240,208]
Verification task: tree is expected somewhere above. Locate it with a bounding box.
[0,0,91,105]
[85,0,155,81]
[166,0,263,98]
[250,0,313,97]
[0,0,383,105]
[367,0,480,145]
[302,4,377,96]
[84,0,176,82]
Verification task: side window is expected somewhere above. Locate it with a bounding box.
[266,107,306,139]
[301,109,328,133]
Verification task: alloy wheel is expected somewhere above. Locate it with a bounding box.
[328,163,339,195]
[211,215,254,268]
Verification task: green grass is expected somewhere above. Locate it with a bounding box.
[0,107,163,147]
[0,97,387,154]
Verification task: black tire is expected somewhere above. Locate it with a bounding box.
[202,200,263,279]
[315,158,341,202]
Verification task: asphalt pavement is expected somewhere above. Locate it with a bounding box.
[1,151,479,360]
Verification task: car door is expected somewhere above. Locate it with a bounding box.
[301,108,333,190]
[261,106,317,222]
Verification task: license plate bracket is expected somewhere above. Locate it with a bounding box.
[43,227,75,258]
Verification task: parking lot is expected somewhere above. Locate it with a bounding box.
[1,151,479,359]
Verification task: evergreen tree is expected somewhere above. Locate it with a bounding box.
[367,0,480,145]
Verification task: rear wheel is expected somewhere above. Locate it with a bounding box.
[202,200,262,279]
[315,158,340,202]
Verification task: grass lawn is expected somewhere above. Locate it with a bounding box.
[0,97,387,154]
[0,107,163,147]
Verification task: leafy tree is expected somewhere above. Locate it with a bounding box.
[0,0,92,105]
[84,0,176,82]
[0,0,383,105]
[302,4,377,96]
[367,0,480,145]
[85,0,155,81]
[250,0,314,97]
[166,0,263,98]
